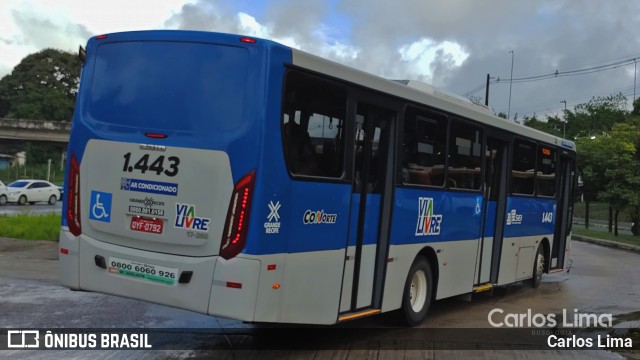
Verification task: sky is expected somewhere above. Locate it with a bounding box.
[1,0,640,120]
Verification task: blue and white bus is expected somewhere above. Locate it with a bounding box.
[59,30,577,326]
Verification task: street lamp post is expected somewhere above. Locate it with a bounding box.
[561,100,567,138]
[508,50,514,121]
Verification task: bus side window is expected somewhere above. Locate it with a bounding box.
[448,120,482,190]
[537,146,556,197]
[401,108,446,187]
[282,71,347,178]
[511,140,536,195]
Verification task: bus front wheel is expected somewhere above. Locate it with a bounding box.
[401,256,433,326]
[531,245,545,288]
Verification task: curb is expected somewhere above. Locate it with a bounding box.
[572,235,640,254]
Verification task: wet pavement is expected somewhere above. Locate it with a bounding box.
[0,202,61,216]
[0,238,637,359]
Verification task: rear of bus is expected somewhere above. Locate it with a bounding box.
[59,31,289,321]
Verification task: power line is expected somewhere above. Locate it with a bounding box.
[512,86,636,118]
[463,55,639,96]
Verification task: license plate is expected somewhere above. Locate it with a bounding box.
[130,216,163,234]
[108,257,178,285]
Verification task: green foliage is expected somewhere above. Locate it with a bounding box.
[0,48,81,120]
[523,92,640,236]
[577,121,640,235]
[523,114,563,137]
[25,142,66,167]
[0,159,65,184]
[565,93,628,139]
[633,97,640,117]
[0,214,61,241]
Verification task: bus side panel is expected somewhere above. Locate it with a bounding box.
[279,250,346,324]
[276,181,351,324]
[384,188,483,307]
[382,244,421,312]
[497,196,556,285]
[208,257,260,321]
[252,254,286,323]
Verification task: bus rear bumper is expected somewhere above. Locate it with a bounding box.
[58,230,261,321]
[76,235,218,314]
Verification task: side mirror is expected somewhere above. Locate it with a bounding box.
[78,45,87,64]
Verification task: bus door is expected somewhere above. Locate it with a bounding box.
[551,152,575,270]
[340,101,395,313]
[477,135,509,285]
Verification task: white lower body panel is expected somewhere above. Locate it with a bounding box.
[381,239,480,312]
[497,235,552,286]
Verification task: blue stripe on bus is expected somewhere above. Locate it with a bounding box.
[504,196,556,238]
[483,200,497,238]
[389,188,484,245]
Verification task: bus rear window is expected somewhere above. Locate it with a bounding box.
[87,42,249,132]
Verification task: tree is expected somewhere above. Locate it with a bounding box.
[577,122,640,235]
[523,114,563,137]
[564,93,628,139]
[633,97,640,117]
[0,48,81,121]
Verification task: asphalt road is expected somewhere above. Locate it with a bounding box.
[0,202,62,216]
[0,238,637,359]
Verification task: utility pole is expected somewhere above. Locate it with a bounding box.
[485,74,490,106]
[508,50,514,121]
[561,100,567,138]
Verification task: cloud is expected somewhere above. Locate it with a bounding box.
[4,0,640,119]
[11,8,92,51]
[165,0,468,88]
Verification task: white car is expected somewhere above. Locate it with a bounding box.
[0,180,7,205]
[6,179,61,205]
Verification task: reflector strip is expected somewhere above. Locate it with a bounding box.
[473,284,494,293]
[338,309,381,322]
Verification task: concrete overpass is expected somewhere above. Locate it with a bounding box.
[0,118,71,142]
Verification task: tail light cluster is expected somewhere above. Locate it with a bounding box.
[67,154,82,236]
[220,171,255,260]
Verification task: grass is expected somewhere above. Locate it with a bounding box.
[572,226,640,247]
[0,214,61,241]
[573,201,633,222]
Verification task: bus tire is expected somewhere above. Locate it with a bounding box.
[531,245,545,288]
[401,256,433,326]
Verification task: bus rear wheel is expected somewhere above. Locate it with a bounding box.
[531,245,545,288]
[401,256,433,326]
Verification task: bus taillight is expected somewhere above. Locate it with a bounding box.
[67,154,82,236]
[220,170,255,260]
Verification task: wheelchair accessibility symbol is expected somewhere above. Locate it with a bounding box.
[90,191,112,223]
